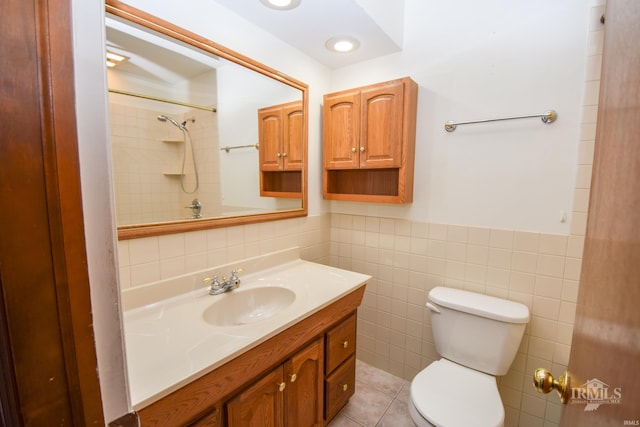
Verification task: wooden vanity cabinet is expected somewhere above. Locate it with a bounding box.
[142,287,366,427]
[322,77,417,203]
[224,337,323,427]
[226,365,285,427]
[258,100,304,198]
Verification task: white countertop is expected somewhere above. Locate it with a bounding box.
[122,249,370,409]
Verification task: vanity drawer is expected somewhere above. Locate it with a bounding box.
[324,354,356,421]
[325,314,356,373]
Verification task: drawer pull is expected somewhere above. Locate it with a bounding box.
[289,373,297,383]
[278,382,286,392]
[341,383,349,392]
[342,340,349,348]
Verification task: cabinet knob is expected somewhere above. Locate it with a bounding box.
[351,147,356,153]
[276,152,281,157]
[360,146,365,152]
[342,340,349,348]
[341,383,349,392]
[282,152,287,157]
[289,373,297,383]
[278,382,286,392]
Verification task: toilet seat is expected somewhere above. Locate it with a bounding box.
[410,359,504,427]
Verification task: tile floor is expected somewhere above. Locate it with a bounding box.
[328,360,416,427]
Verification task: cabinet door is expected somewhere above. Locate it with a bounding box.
[282,102,304,171]
[226,365,285,427]
[259,105,284,171]
[284,338,323,427]
[359,80,404,168]
[323,90,360,169]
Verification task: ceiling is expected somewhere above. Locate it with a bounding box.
[213,0,404,69]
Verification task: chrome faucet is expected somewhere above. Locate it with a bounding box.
[203,269,243,295]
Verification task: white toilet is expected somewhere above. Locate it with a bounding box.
[409,287,529,427]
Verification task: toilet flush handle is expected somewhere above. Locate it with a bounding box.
[426,302,440,314]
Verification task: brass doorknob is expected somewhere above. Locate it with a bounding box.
[533,368,571,404]
[289,373,297,383]
[278,382,286,392]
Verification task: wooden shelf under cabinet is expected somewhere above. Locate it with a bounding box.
[260,170,302,198]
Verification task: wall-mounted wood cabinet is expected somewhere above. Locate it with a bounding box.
[258,100,304,198]
[322,77,418,203]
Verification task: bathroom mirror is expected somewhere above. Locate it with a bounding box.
[105,0,308,239]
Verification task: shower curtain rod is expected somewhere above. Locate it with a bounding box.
[108,88,217,113]
[444,109,557,132]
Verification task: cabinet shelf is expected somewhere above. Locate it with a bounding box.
[324,168,401,202]
[260,171,302,198]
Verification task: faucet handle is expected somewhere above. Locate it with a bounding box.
[229,269,243,286]
[203,275,221,289]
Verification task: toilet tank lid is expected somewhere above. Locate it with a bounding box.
[428,287,529,323]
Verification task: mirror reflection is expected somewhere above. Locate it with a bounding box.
[105,12,305,235]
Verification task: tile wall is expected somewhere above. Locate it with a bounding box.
[330,216,578,426]
[109,102,220,225]
[116,215,330,289]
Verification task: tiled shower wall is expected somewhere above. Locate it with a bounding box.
[109,102,221,225]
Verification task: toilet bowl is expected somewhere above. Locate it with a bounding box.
[409,359,504,427]
[409,287,529,427]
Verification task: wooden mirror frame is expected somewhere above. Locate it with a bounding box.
[106,0,308,240]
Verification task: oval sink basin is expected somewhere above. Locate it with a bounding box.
[202,286,296,326]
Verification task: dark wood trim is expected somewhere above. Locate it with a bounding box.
[562,0,640,424]
[0,0,104,424]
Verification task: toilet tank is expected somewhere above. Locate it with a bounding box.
[427,287,529,376]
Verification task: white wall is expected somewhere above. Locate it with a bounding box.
[71,0,130,421]
[329,0,589,234]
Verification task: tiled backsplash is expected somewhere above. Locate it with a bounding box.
[116,215,331,289]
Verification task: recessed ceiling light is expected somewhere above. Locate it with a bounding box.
[325,36,360,53]
[259,0,302,10]
[106,50,128,68]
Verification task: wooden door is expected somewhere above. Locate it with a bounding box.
[226,365,285,427]
[323,91,360,169]
[284,338,323,427]
[359,80,404,169]
[0,0,104,425]
[282,101,304,171]
[559,1,640,424]
[259,105,284,171]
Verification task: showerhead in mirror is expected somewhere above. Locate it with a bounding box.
[157,114,186,130]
